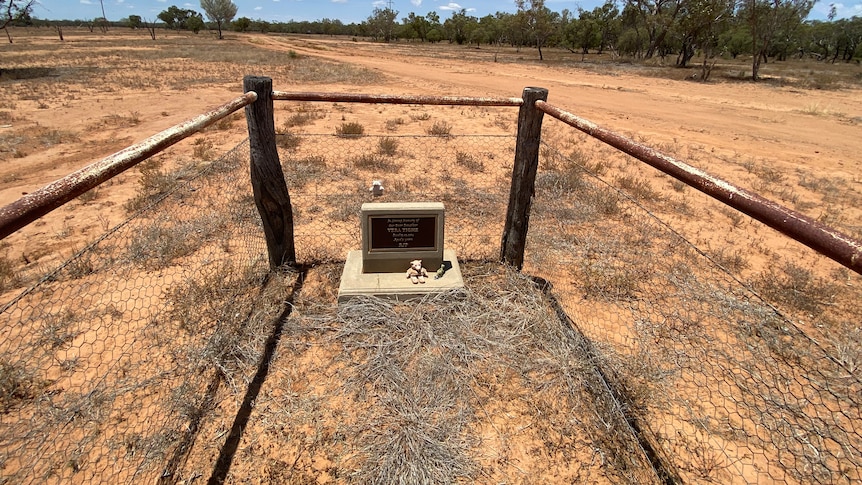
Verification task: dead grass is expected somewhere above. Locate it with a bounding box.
[353,153,399,172]
[247,262,656,483]
[427,120,453,136]
[336,121,365,137]
[455,151,484,173]
[755,262,838,317]
[284,155,328,189]
[0,255,21,292]
[276,131,301,150]
[123,158,176,213]
[1,29,860,484]
[377,136,399,156]
[0,359,47,413]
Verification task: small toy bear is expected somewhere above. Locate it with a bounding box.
[406,259,429,284]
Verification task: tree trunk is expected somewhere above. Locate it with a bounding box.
[677,35,696,67]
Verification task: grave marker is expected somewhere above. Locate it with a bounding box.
[361,202,444,273]
[338,201,463,302]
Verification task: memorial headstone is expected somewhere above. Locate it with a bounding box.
[361,202,444,273]
[338,202,463,302]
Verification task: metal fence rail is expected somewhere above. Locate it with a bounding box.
[0,93,257,241]
[528,136,862,484]
[535,100,862,275]
[0,89,859,484]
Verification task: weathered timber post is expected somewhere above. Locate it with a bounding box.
[501,87,548,270]
[244,75,296,269]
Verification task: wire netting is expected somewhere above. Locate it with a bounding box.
[0,140,299,483]
[282,133,514,263]
[0,100,859,484]
[529,124,862,484]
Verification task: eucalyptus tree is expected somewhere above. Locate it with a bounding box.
[674,0,734,67]
[516,0,561,60]
[158,6,203,31]
[1,0,36,43]
[366,7,398,42]
[443,8,478,44]
[200,0,237,40]
[404,12,431,41]
[625,0,688,58]
[741,0,813,79]
[127,14,142,29]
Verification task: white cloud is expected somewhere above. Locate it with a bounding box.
[255,6,263,10]
[439,2,473,11]
[80,0,93,4]
[411,0,422,6]
[809,1,862,19]
[332,0,347,3]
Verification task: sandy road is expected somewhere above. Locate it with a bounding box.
[250,34,862,181]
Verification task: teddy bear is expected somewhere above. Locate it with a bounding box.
[406,259,429,284]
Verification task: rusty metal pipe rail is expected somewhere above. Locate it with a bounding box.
[0,92,258,241]
[535,100,862,275]
[272,91,524,107]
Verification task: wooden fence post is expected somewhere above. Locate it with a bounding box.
[501,87,548,270]
[244,75,296,269]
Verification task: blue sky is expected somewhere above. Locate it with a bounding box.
[32,0,862,24]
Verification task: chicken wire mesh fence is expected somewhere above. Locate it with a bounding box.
[528,131,862,484]
[281,133,515,264]
[0,102,521,482]
[1,96,859,483]
[0,140,301,484]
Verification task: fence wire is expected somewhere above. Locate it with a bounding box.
[281,133,515,264]
[0,140,298,484]
[529,132,862,484]
[1,101,859,484]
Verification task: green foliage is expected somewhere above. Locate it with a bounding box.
[233,16,251,32]
[186,15,204,34]
[157,5,203,31]
[200,0,238,39]
[366,7,399,42]
[127,15,142,29]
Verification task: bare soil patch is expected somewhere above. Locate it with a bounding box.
[0,27,860,484]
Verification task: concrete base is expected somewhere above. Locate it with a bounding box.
[338,249,465,303]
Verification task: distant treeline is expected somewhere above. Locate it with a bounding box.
[13,0,862,77]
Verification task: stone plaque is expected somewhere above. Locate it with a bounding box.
[360,202,444,273]
[369,216,437,251]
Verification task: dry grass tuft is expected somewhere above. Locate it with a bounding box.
[0,359,47,413]
[250,262,655,483]
[755,263,837,317]
[455,151,484,173]
[427,120,452,137]
[336,122,365,137]
[123,158,178,213]
[377,136,399,156]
